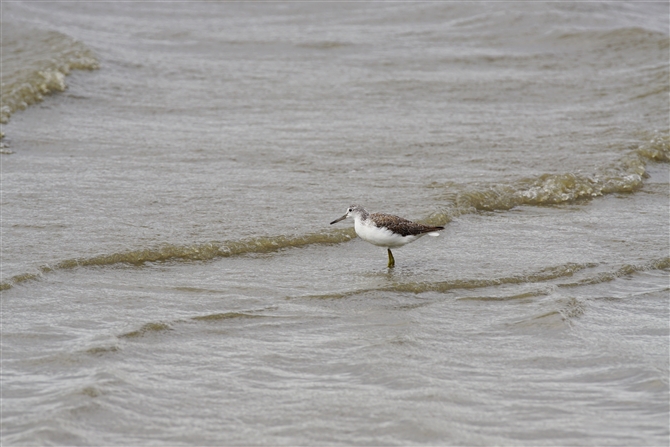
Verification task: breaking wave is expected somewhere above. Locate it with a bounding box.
[0,22,99,125]
[0,229,355,290]
[426,132,669,224]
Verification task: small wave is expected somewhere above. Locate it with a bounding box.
[302,259,668,299]
[119,322,172,339]
[386,262,595,294]
[297,40,352,50]
[509,297,586,330]
[191,312,265,321]
[434,132,669,215]
[636,131,670,162]
[458,288,554,302]
[119,312,268,341]
[559,257,670,288]
[0,229,355,290]
[0,22,99,124]
[555,27,669,50]
[303,262,597,299]
[83,258,669,347]
[86,345,121,355]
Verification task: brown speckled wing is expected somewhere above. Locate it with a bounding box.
[370,213,444,237]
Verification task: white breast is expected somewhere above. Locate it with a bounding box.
[354,218,421,248]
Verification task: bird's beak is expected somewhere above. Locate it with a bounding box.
[330,214,348,225]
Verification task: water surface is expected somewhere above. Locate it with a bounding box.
[1,2,668,445]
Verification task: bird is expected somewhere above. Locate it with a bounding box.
[330,204,444,268]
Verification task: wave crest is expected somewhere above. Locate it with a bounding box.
[0,229,355,290]
[444,132,668,214]
[1,22,99,124]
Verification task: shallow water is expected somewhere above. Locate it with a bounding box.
[1,2,669,446]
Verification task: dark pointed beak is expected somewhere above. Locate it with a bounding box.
[330,214,348,225]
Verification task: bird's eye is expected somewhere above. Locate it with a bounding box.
[348,208,352,212]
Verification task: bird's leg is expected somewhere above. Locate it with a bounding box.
[387,248,395,268]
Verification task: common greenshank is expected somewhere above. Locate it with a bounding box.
[330,205,444,268]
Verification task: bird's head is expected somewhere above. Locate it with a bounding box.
[330,204,367,225]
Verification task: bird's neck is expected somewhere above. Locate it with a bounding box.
[353,213,370,229]
[355,210,369,221]
[354,213,369,226]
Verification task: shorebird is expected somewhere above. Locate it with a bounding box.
[330,205,444,268]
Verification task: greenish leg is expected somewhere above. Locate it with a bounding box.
[387,249,395,268]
